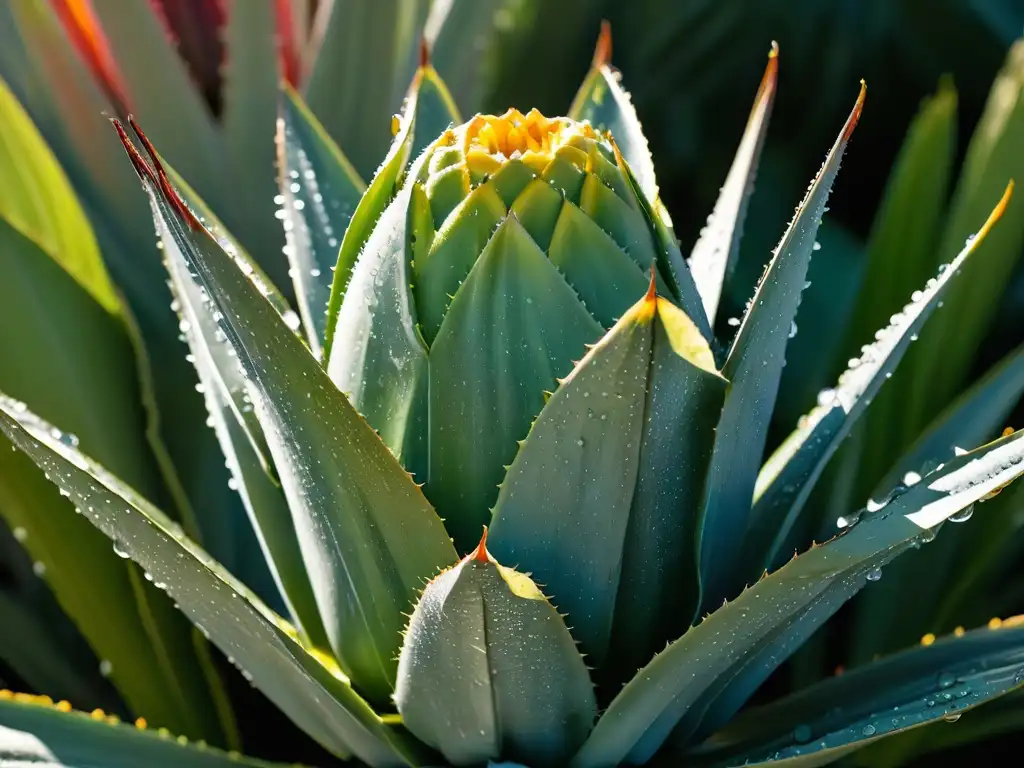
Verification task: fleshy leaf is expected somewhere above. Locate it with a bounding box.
[277,84,365,355]
[748,183,1012,575]
[688,43,778,325]
[694,83,865,613]
[116,121,457,703]
[570,426,1024,767]
[0,398,425,767]
[569,22,658,206]
[408,49,462,159]
[489,285,724,672]
[691,619,1024,767]
[0,695,282,768]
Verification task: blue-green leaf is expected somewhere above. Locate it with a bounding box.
[489,287,725,671]
[570,426,1024,767]
[278,85,365,356]
[0,399,424,767]
[688,43,778,326]
[748,183,1013,575]
[117,121,457,703]
[690,619,1024,767]
[694,83,865,613]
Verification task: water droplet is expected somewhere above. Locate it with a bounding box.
[32,561,46,577]
[949,504,974,523]
[866,567,882,582]
[112,543,131,559]
[902,471,921,486]
[837,513,860,529]
[727,317,741,327]
[939,671,957,689]
[944,712,961,723]
[789,321,798,339]
[862,724,876,736]
[12,526,27,542]
[99,659,113,677]
[793,724,812,743]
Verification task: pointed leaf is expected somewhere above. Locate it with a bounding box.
[489,288,725,670]
[569,22,658,205]
[426,216,603,551]
[278,84,365,355]
[0,399,423,767]
[688,43,778,325]
[691,619,1024,767]
[0,696,286,768]
[118,122,457,702]
[408,59,462,159]
[694,84,865,612]
[570,426,1024,767]
[748,183,1012,574]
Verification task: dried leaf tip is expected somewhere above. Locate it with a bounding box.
[126,116,201,231]
[470,526,490,562]
[645,265,658,304]
[419,36,431,69]
[841,80,867,141]
[110,118,155,184]
[592,20,612,69]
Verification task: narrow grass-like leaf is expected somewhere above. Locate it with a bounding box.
[694,83,865,612]
[748,183,1012,575]
[0,400,420,767]
[323,76,418,357]
[118,120,457,702]
[489,285,725,671]
[220,0,288,293]
[569,22,658,205]
[690,619,1024,767]
[0,696,285,768]
[688,43,778,325]
[278,85,365,355]
[570,427,1024,767]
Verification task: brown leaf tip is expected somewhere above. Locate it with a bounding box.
[126,116,201,231]
[110,118,156,185]
[592,20,612,68]
[645,265,658,304]
[470,526,490,562]
[842,80,867,141]
[419,36,431,69]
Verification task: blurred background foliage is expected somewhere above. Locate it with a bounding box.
[1,0,1024,764]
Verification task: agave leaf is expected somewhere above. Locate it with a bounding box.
[322,74,419,358]
[0,91,227,742]
[489,284,725,672]
[0,400,424,767]
[748,183,1012,575]
[569,22,658,206]
[424,0,518,112]
[0,697,285,768]
[570,427,1024,767]
[694,83,865,613]
[898,41,1024,444]
[220,0,287,293]
[427,216,604,550]
[305,0,429,181]
[118,121,457,702]
[688,43,778,326]
[408,55,462,159]
[277,84,366,355]
[690,619,1024,767]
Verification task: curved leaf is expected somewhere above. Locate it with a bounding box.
[694,83,865,613]
[0,398,424,767]
[570,427,1024,767]
[688,43,778,325]
[748,182,1013,575]
[0,696,282,768]
[489,286,725,672]
[691,619,1024,767]
[278,84,365,355]
[117,121,457,702]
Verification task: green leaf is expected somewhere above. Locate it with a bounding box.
[568,22,659,206]
[0,399,425,767]
[489,289,725,672]
[408,62,462,159]
[897,41,1024,444]
[278,85,365,356]
[220,0,289,295]
[118,123,457,702]
[569,426,1024,767]
[0,697,283,768]
[304,0,429,181]
[747,183,1012,576]
[690,619,1024,767]
[693,84,865,613]
[0,76,116,313]
[323,78,418,358]
[426,215,604,551]
[688,44,778,325]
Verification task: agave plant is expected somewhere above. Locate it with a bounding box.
[4,3,1024,767]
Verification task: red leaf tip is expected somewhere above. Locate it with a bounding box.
[470,526,490,563]
[126,116,201,231]
[842,80,867,141]
[645,265,658,303]
[592,20,612,68]
[419,36,431,68]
